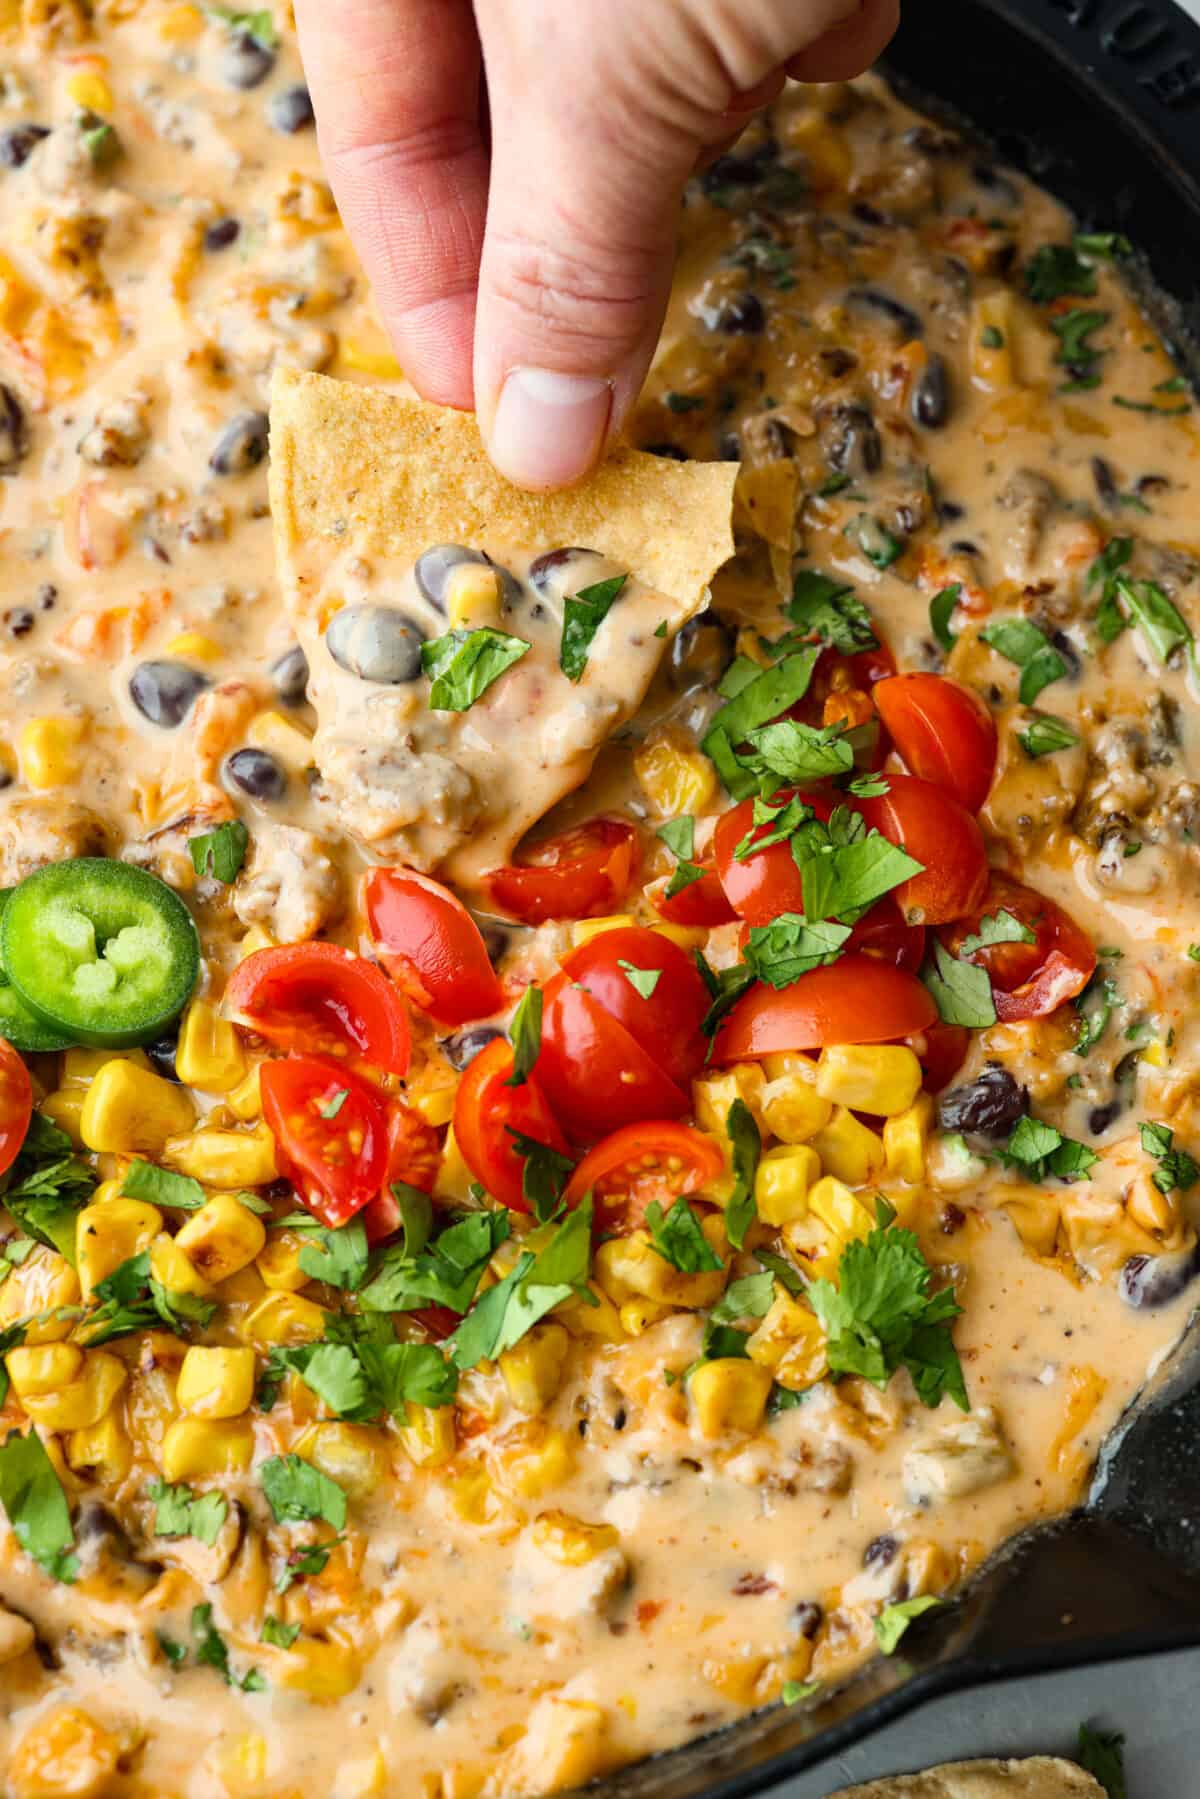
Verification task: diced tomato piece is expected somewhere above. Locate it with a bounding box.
[713,787,839,925]
[453,1036,572,1212]
[0,1039,32,1179]
[261,1056,389,1227]
[363,867,503,1027]
[939,874,1096,1021]
[874,672,998,812]
[225,943,410,1076]
[858,774,989,926]
[483,818,639,925]
[562,1121,725,1235]
[648,863,737,928]
[712,955,937,1060]
[908,1021,970,1091]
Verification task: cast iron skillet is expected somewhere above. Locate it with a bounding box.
[568,1,1200,1792]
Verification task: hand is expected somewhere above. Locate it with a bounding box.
[295,0,900,489]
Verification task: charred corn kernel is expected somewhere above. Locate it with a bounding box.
[411,1084,456,1128]
[272,1636,362,1701]
[36,1090,86,1145]
[6,1341,83,1398]
[499,1322,570,1414]
[693,1064,766,1141]
[62,1046,151,1088]
[618,1297,672,1336]
[497,1423,574,1498]
[150,1232,214,1300]
[434,1125,475,1204]
[0,1249,80,1341]
[226,1064,263,1123]
[746,1293,828,1391]
[531,1509,619,1566]
[884,1092,934,1184]
[161,1416,254,1481]
[256,1232,309,1292]
[244,1290,330,1345]
[754,1144,820,1226]
[18,716,86,790]
[158,3,205,40]
[246,708,315,773]
[807,1175,876,1253]
[237,923,276,961]
[690,1358,773,1437]
[594,1228,724,1309]
[555,1284,624,1343]
[816,1044,923,1117]
[397,1402,456,1468]
[163,1121,277,1188]
[177,1345,255,1419]
[761,1069,832,1145]
[445,562,504,628]
[65,70,113,112]
[175,1192,266,1283]
[338,335,404,379]
[175,998,247,1095]
[76,1197,163,1298]
[634,728,717,817]
[570,913,636,947]
[66,1410,132,1484]
[652,920,707,953]
[8,1703,121,1799]
[299,1422,387,1499]
[1003,1194,1061,1258]
[80,1060,195,1155]
[163,631,222,662]
[22,1352,126,1431]
[809,1108,885,1187]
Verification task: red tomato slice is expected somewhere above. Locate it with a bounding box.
[713,788,839,925]
[562,1121,725,1235]
[847,898,926,972]
[561,925,709,1089]
[939,875,1096,1021]
[538,973,690,1143]
[484,818,639,925]
[360,1098,442,1243]
[874,673,998,812]
[411,1304,460,1341]
[712,955,937,1060]
[0,1039,32,1179]
[363,868,503,1028]
[225,943,410,1077]
[261,1056,389,1227]
[908,1021,970,1091]
[453,1036,572,1212]
[858,774,989,927]
[649,864,737,928]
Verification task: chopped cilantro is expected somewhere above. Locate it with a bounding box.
[617,959,661,1000]
[450,1199,595,1369]
[664,392,704,413]
[724,1100,761,1250]
[560,574,629,682]
[958,911,1037,957]
[921,940,996,1029]
[1114,575,1193,666]
[875,1595,942,1654]
[188,819,249,884]
[1026,243,1097,303]
[980,324,1004,350]
[787,571,878,653]
[505,985,543,1087]
[843,513,903,569]
[297,1216,370,1292]
[1076,1723,1127,1798]
[1004,1115,1099,1182]
[781,1679,821,1705]
[275,1538,342,1595]
[206,5,278,46]
[741,718,855,786]
[702,646,821,800]
[359,1208,510,1316]
[192,1602,265,1691]
[1139,1121,1199,1195]
[929,584,961,654]
[506,1129,575,1224]
[743,914,852,989]
[1018,713,1080,758]
[658,817,695,862]
[122,1161,205,1210]
[979,616,1069,705]
[0,1428,78,1582]
[794,811,923,925]
[422,626,530,711]
[0,1112,95,1265]
[645,1198,724,1274]
[147,1478,228,1547]
[1052,308,1109,391]
[261,1454,347,1531]
[1073,974,1119,1057]
[261,1616,301,1649]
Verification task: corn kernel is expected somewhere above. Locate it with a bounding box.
[244,1290,330,1345]
[501,1698,609,1795]
[163,1121,277,1188]
[338,336,404,379]
[433,1125,475,1204]
[618,1297,672,1336]
[397,1402,456,1468]
[65,71,113,112]
[499,1322,569,1414]
[693,1064,766,1141]
[754,1144,820,1226]
[594,1227,725,1309]
[161,1416,254,1481]
[17,716,86,790]
[761,1066,833,1144]
[570,913,637,948]
[217,1732,269,1794]
[690,1359,772,1437]
[1141,1037,1173,1070]
[271,1636,362,1701]
[177,1345,255,1419]
[445,563,503,628]
[410,1085,455,1128]
[495,1422,574,1498]
[36,1090,86,1146]
[175,998,247,1095]
[652,921,707,953]
[807,1174,875,1253]
[226,1063,263,1123]
[298,1422,387,1499]
[8,1705,121,1799]
[746,1293,828,1391]
[256,1232,309,1293]
[150,1232,214,1299]
[6,1342,83,1399]
[884,1092,934,1184]
[555,1283,623,1343]
[162,631,222,662]
[0,1249,80,1341]
[158,2,205,39]
[809,1108,885,1186]
[76,1197,163,1299]
[246,708,315,774]
[816,1044,923,1117]
[531,1509,619,1567]
[22,1352,126,1431]
[237,924,276,962]
[332,1749,388,1799]
[1003,1194,1061,1258]
[175,1192,266,1283]
[62,1046,151,1088]
[634,728,717,817]
[66,1410,132,1484]
[80,1061,195,1156]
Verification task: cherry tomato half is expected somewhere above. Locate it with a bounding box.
[563,1121,726,1235]
[649,863,737,928]
[364,867,503,1028]
[735,898,925,973]
[713,788,839,925]
[225,943,410,1076]
[858,774,989,927]
[484,818,639,925]
[538,973,690,1143]
[712,955,937,1061]
[561,925,709,1089]
[789,643,897,769]
[908,1021,970,1092]
[360,1098,443,1244]
[0,1038,32,1179]
[453,1036,572,1212]
[261,1055,389,1227]
[874,673,998,813]
[940,874,1096,1021]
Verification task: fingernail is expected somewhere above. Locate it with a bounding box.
[489,368,612,489]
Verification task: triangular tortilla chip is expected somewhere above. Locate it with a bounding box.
[829,1757,1106,1799]
[269,370,736,886]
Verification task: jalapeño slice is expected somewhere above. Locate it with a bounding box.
[0,890,74,1052]
[0,859,200,1048]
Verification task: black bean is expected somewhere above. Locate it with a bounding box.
[441,1025,503,1070]
[414,543,519,611]
[129,660,210,728]
[209,411,268,476]
[1091,456,1118,510]
[845,287,923,340]
[863,1533,899,1570]
[269,84,314,134]
[1120,1245,1200,1310]
[219,29,276,89]
[4,608,34,638]
[820,347,858,377]
[714,292,765,335]
[1087,1100,1123,1135]
[790,1601,823,1640]
[528,547,591,593]
[146,1033,180,1082]
[701,143,776,193]
[972,162,1020,205]
[939,1064,1029,1140]
[35,582,56,609]
[852,202,888,227]
[1049,628,1082,680]
[326,604,427,684]
[950,539,979,555]
[0,123,50,169]
[641,441,689,461]
[270,643,309,706]
[203,217,241,252]
[717,430,742,461]
[226,747,287,802]
[476,921,513,965]
[669,612,736,691]
[937,498,965,524]
[816,401,881,477]
[912,353,951,428]
[0,383,28,475]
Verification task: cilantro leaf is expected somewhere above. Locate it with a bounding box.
[710,1271,775,1325]
[391,1182,432,1260]
[1139,1121,1199,1195]
[297,1217,370,1292]
[357,1339,458,1410]
[506,986,543,1087]
[122,1161,206,1210]
[1076,1724,1127,1798]
[734,794,814,862]
[1073,974,1119,1057]
[645,1198,724,1274]
[794,821,923,925]
[958,910,1037,957]
[0,1428,78,1581]
[188,819,249,884]
[618,960,661,1001]
[929,584,960,654]
[260,1454,347,1530]
[922,940,997,1029]
[450,1199,594,1369]
[262,1616,301,1649]
[560,575,628,682]
[701,646,822,800]
[781,1679,822,1705]
[1026,243,1097,303]
[192,1601,265,1691]
[698,962,756,1044]
[743,914,852,989]
[0,1113,95,1264]
[724,1100,760,1251]
[657,817,695,862]
[275,1538,342,1595]
[787,571,878,652]
[875,1595,941,1654]
[359,1208,510,1315]
[507,1130,575,1224]
[743,719,855,785]
[1018,713,1080,758]
[980,616,1069,705]
[206,6,278,47]
[1114,575,1193,665]
[147,1479,228,1547]
[422,627,530,711]
[843,513,903,569]
[1004,1115,1100,1182]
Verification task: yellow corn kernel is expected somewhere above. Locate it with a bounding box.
[17,716,86,790]
[66,1410,132,1485]
[0,1249,80,1341]
[271,1636,362,1701]
[76,1197,163,1299]
[411,1084,456,1128]
[175,1192,267,1283]
[693,1064,766,1146]
[226,1064,263,1123]
[503,1698,609,1796]
[149,1232,214,1300]
[163,631,222,663]
[816,1044,923,1117]
[158,3,205,40]
[618,1297,672,1336]
[594,1226,725,1309]
[176,1345,255,1419]
[246,708,315,774]
[256,1232,309,1293]
[971,289,1017,389]
[244,1290,330,1345]
[22,1352,127,1431]
[530,1509,619,1567]
[175,998,247,1095]
[652,921,707,953]
[754,1144,820,1226]
[690,1359,773,1438]
[80,1061,195,1156]
[807,1174,875,1254]
[6,1342,83,1399]
[65,71,113,112]
[237,924,276,962]
[809,1108,885,1187]
[338,335,404,379]
[883,1092,934,1184]
[746,1293,828,1391]
[62,1046,151,1088]
[495,1422,574,1498]
[36,1090,86,1146]
[570,913,637,948]
[445,563,504,629]
[499,1321,570,1414]
[163,1121,277,1188]
[161,1416,254,1482]
[397,1402,456,1468]
[433,1125,475,1204]
[8,1704,121,1799]
[1141,1037,1173,1070]
[298,1422,387,1500]
[217,1732,269,1794]
[554,1283,624,1343]
[761,1064,833,1145]
[1002,1194,1062,1259]
[634,728,718,817]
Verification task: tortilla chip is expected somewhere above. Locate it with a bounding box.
[829,1757,1106,1799]
[270,369,737,611]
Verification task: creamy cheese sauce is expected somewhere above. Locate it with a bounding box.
[0,10,1198,1799]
